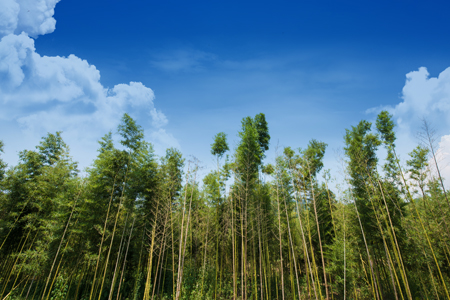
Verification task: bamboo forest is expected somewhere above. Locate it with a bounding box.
[1,110,449,300]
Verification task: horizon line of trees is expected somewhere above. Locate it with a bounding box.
[0,111,449,300]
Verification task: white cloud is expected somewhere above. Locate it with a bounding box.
[367,67,450,127]
[0,0,20,38]
[149,128,180,154]
[396,67,450,128]
[0,1,178,170]
[150,49,216,72]
[368,67,450,187]
[431,134,450,184]
[0,0,59,38]
[150,108,168,128]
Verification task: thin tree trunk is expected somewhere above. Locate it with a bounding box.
[231,191,237,300]
[174,163,191,299]
[108,213,130,300]
[90,176,117,300]
[421,120,450,210]
[0,227,32,299]
[390,146,450,299]
[340,163,379,300]
[292,178,318,300]
[175,164,197,300]
[308,171,329,299]
[383,240,399,300]
[98,192,126,300]
[143,200,161,300]
[257,202,264,300]
[275,174,285,300]
[152,212,169,300]
[200,212,210,298]
[343,204,346,300]
[116,216,135,300]
[282,192,301,300]
[42,182,83,300]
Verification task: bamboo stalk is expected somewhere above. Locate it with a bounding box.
[391,148,450,299]
[275,167,285,300]
[143,200,161,300]
[151,212,169,300]
[0,227,32,299]
[175,164,198,300]
[308,167,329,300]
[116,216,135,300]
[89,175,117,300]
[291,172,318,300]
[174,162,191,300]
[41,181,83,299]
[282,191,301,299]
[108,213,129,300]
[2,275,29,300]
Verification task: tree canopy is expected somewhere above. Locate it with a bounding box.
[0,111,448,300]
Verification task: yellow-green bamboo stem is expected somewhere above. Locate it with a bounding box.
[392,150,450,299]
[89,175,117,300]
[0,227,32,299]
[308,167,329,300]
[143,200,161,300]
[41,182,83,299]
[275,169,285,300]
[175,165,198,300]
[291,173,318,300]
[116,216,135,300]
[108,213,129,300]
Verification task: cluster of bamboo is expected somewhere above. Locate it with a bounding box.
[0,112,449,300]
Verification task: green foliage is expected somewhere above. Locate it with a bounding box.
[211,132,229,158]
[118,113,144,152]
[310,183,336,248]
[235,113,270,187]
[254,113,270,154]
[262,163,274,175]
[0,140,7,181]
[161,147,184,201]
[50,274,69,300]
[376,110,396,146]
[0,112,448,300]
[203,172,220,205]
[302,139,327,177]
[407,145,430,195]
[376,111,400,180]
[0,132,79,288]
[344,120,380,200]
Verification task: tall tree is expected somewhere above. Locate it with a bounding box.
[0,132,78,293]
[407,146,429,197]
[0,140,6,182]
[344,120,381,241]
[233,113,270,300]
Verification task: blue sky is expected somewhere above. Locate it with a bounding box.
[1,0,450,183]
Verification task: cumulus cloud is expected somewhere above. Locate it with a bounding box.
[0,0,20,38]
[396,68,450,184]
[432,135,450,184]
[149,108,168,128]
[396,67,450,128]
[0,0,178,169]
[0,0,59,38]
[369,67,450,186]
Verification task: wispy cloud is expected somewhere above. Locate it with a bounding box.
[150,49,216,72]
